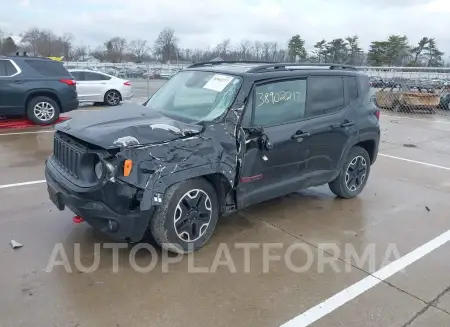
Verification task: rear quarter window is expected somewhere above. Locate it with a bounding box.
[25,60,71,77]
[307,76,344,116]
[0,60,19,77]
[344,76,358,103]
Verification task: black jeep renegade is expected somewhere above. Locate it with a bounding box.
[45,62,380,253]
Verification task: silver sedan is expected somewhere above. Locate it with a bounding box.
[69,69,133,106]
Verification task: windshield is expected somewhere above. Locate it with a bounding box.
[145,70,242,123]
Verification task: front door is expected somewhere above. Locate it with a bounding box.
[237,78,310,208]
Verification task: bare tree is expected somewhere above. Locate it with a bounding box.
[254,41,263,60]
[72,44,90,61]
[21,28,45,55]
[154,28,179,62]
[90,46,106,62]
[262,42,272,61]
[239,40,251,60]
[59,33,74,60]
[215,38,231,58]
[20,28,70,57]
[128,39,148,62]
[270,42,278,61]
[104,37,127,62]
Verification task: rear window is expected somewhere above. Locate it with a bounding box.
[0,60,19,77]
[25,60,71,77]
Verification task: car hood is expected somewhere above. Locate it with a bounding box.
[55,103,203,149]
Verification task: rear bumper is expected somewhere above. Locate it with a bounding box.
[45,161,153,242]
[122,93,133,101]
[121,89,133,101]
[61,98,79,113]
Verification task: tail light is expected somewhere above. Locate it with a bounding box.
[123,81,131,86]
[59,79,76,86]
[375,109,380,120]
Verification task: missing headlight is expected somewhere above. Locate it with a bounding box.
[94,160,104,179]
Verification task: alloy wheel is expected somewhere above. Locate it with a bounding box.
[345,156,367,192]
[173,189,212,242]
[107,91,120,105]
[33,102,55,121]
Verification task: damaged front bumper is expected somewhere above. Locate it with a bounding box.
[45,159,154,242]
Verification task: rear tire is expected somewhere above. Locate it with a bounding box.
[26,96,60,125]
[150,178,219,254]
[329,146,371,199]
[104,90,121,106]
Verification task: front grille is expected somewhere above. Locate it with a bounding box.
[53,134,83,178]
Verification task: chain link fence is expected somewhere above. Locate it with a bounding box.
[362,67,450,157]
[363,67,450,117]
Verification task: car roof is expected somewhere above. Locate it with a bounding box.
[184,61,363,79]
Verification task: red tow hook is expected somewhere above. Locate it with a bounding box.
[72,216,85,224]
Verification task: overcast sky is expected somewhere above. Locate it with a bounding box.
[1,0,450,54]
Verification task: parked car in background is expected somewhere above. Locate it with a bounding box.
[438,85,450,110]
[160,69,174,79]
[369,77,385,88]
[0,55,78,124]
[69,69,133,106]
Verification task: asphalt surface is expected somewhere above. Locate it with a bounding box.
[1,86,450,327]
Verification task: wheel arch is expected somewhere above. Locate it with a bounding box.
[144,164,236,214]
[25,90,62,111]
[355,139,377,164]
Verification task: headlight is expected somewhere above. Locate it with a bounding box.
[94,161,104,179]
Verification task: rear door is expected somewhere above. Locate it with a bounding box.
[299,75,358,184]
[0,59,25,115]
[80,71,111,102]
[70,71,89,101]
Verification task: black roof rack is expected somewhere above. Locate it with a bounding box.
[188,60,276,68]
[247,63,358,73]
[9,52,52,59]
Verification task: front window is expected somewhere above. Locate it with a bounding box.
[145,70,242,123]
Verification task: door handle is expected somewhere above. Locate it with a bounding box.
[332,120,355,128]
[340,120,355,128]
[13,80,24,84]
[291,131,310,139]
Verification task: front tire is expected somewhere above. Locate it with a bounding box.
[26,96,60,125]
[150,178,219,254]
[104,90,121,106]
[329,146,371,199]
